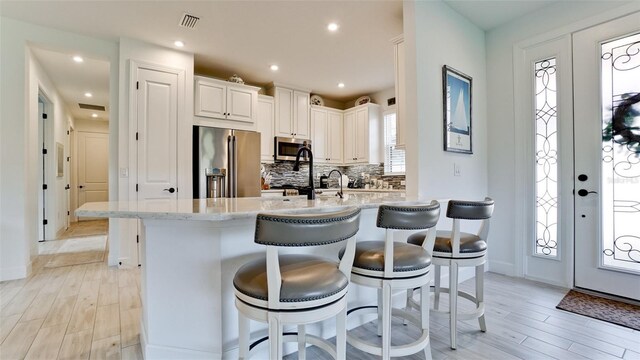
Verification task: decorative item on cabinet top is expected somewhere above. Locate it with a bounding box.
[355,95,371,106]
[310,94,325,106]
[228,74,244,84]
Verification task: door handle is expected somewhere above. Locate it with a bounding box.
[163,187,176,194]
[577,189,597,197]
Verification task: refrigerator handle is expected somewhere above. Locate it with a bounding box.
[232,135,238,197]
[227,135,233,198]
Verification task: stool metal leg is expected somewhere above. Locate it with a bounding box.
[298,325,306,360]
[336,305,347,360]
[433,265,441,310]
[238,312,250,360]
[476,264,487,332]
[268,314,283,359]
[449,263,458,350]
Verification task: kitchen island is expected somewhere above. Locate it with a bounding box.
[77,193,416,359]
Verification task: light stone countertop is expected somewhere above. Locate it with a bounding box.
[76,192,415,222]
[260,188,405,194]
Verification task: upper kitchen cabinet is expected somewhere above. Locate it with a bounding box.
[311,106,343,164]
[344,103,380,165]
[392,35,405,147]
[266,84,311,139]
[194,76,259,130]
[257,95,275,162]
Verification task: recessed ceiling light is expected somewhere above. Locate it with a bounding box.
[84,92,92,98]
[338,82,345,88]
[327,23,339,32]
[91,113,98,118]
[73,56,84,63]
[174,40,185,48]
[270,64,279,71]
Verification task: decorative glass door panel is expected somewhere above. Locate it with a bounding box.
[600,34,640,273]
[574,12,640,300]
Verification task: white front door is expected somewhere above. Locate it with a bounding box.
[77,131,109,218]
[135,66,178,201]
[573,13,640,300]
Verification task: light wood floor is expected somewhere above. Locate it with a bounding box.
[56,220,108,240]
[2,249,639,360]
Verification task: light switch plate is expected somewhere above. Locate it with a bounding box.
[454,163,461,177]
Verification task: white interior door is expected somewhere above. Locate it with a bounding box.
[136,66,178,201]
[77,132,109,219]
[573,12,640,300]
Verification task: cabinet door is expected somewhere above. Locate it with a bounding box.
[257,97,275,162]
[355,108,369,162]
[274,87,294,137]
[226,85,255,123]
[311,108,328,163]
[293,91,310,138]
[343,110,356,164]
[327,110,343,163]
[195,79,226,118]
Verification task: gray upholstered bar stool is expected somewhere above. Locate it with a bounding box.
[233,207,361,360]
[342,201,440,359]
[406,198,494,350]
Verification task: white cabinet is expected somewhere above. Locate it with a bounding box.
[194,76,259,129]
[267,84,311,139]
[311,106,343,164]
[392,35,405,147]
[343,103,380,164]
[257,95,275,162]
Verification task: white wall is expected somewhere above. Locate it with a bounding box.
[75,119,109,133]
[485,1,639,276]
[0,17,118,281]
[116,37,194,267]
[403,1,488,202]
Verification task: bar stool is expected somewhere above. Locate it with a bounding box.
[342,201,440,359]
[233,207,361,360]
[406,198,494,349]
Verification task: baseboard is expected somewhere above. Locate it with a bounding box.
[487,260,516,276]
[524,274,570,288]
[141,319,221,359]
[0,262,32,281]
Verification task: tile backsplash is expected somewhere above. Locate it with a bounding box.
[262,162,405,190]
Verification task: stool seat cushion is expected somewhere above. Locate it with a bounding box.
[340,241,431,273]
[233,255,348,303]
[407,231,487,254]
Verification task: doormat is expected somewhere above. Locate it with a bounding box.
[45,235,107,268]
[556,290,640,331]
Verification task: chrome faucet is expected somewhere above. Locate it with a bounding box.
[292,145,315,200]
[327,169,344,199]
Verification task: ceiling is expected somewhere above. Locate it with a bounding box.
[1,1,563,105]
[31,47,110,123]
[443,0,558,31]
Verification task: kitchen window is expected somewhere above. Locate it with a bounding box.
[383,109,405,175]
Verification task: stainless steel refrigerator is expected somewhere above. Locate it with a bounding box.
[193,126,261,198]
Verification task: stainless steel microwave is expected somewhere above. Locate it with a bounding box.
[274,137,312,161]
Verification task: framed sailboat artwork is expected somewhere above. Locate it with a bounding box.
[442,65,472,154]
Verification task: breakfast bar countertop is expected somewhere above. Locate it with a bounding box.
[76,192,410,222]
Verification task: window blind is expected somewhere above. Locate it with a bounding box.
[383,112,405,174]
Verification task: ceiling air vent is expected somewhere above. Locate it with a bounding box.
[78,103,106,111]
[179,13,200,29]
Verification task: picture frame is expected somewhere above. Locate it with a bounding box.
[442,65,472,154]
[56,142,64,177]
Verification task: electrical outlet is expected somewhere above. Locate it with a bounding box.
[120,168,129,178]
[454,163,461,177]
